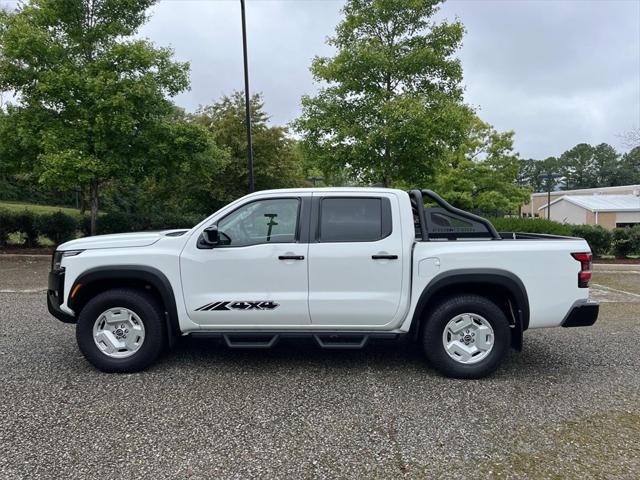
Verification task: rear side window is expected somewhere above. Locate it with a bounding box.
[319,197,391,242]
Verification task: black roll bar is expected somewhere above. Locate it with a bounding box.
[410,189,501,241]
[408,189,428,241]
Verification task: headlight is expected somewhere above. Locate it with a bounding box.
[52,250,84,270]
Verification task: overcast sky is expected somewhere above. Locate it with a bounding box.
[135,0,639,160]
[1,0,638,159]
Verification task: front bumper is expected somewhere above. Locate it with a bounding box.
[561,300,599,328]
[47,269,75,323]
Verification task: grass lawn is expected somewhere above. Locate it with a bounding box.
[0,201,84,218]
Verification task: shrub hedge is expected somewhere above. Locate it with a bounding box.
[488,217,639,257]
[611,226,640,258]
[1,206,638,257]
[84,211,202,236]
[0,208,201,247]
[567,224,613,257]
[488,217,573,236]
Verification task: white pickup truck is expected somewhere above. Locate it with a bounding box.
[48,188,599,378]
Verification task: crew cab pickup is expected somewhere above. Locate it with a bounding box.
[47,188,599,378]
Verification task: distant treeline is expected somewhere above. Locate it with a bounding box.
[519,143,640,193]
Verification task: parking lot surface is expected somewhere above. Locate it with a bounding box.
[1,256,639,479]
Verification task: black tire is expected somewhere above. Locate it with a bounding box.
[422,294,511,379]
[76,288,165,373]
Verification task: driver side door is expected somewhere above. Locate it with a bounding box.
[180,195,311,327]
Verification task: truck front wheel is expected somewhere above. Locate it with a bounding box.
[76,288,165,373]
[422,295,511,379]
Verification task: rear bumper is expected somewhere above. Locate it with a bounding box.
[47,270,75,324]
[561,300,599,328]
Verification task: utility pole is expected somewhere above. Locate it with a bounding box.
[240,0,254,193]
[306,176,324,186]
[539,172,562,220]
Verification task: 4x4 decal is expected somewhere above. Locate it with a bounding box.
[196,300,279,312]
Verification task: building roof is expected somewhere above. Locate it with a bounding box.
[531,184,640,197]
[539,195,640,212]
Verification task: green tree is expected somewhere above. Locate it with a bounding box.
[558,143,598,190]
[192,92,305,204]
[435,117,529,213]
[0,0,192,234]
[102,107,227,219]
[592,143,621,187]
[620,147,640,185]
[518,156,561,192]
[295,0,470,187]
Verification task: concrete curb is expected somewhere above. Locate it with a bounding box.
[593,264,640,272]
[0,253,51,258]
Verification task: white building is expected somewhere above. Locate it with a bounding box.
[538,194,640,229]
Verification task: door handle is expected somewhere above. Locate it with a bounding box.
[372,254,398,260]
[278,255,305,260]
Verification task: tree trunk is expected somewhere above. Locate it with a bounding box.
[80,188,86,215]
[90,180,99,236]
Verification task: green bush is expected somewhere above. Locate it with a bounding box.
[488,217,573,236]
[612,226,640,258]
[92,212,201,235]
[569,224,612,257]
[0,208,19,246]
[36,211,78,245]
[79,216,92,237]
[0,209,81,247]
[13,210,39,247]
[146,212,202,230]
[94,212,139,235]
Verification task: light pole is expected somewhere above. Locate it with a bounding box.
[538,173,562,220]
[240,0,254,193]
[307,175,324,186]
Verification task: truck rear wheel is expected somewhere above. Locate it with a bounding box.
[422,294,510,379]
[76,288,165,373]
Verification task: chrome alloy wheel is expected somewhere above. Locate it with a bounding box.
[442,313,494,365]
[92,307,145,359]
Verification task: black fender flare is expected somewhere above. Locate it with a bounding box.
[412,268,529,348]
[68,265,180,344]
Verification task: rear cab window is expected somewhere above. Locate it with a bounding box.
[317,197,392,242]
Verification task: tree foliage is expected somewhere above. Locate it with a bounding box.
[99,107,227,219]
[620,147,640,185]
[519,156,561,192]
[295,0,471,187]
[519,143,639,193]
[192,92,306,204]
[0,0,207,233]
[435,117,529,212]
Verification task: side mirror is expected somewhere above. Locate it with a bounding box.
[202,225,220,246]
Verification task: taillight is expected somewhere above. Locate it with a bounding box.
[572,252,592,288]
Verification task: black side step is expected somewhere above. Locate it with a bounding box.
[313,334,369,349]
[189,331,402,349]
[222,334,280,349]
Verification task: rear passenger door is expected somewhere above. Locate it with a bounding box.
[307,192,404,327]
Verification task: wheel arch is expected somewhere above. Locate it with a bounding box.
[410,268,529,350]
[68,265,180,345]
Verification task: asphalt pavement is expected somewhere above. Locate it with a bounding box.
[1,255,639,479]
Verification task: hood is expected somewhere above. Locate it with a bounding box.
[58,229,188,251]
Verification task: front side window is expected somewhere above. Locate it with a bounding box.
[319,197,387,242]
[217,198,299,247]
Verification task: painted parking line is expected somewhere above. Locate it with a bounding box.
[591,284,640,298]
[0,288,47,294]
[595,270,640,274]
[590,284,640,303]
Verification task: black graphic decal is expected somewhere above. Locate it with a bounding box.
[196,300,279,312]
